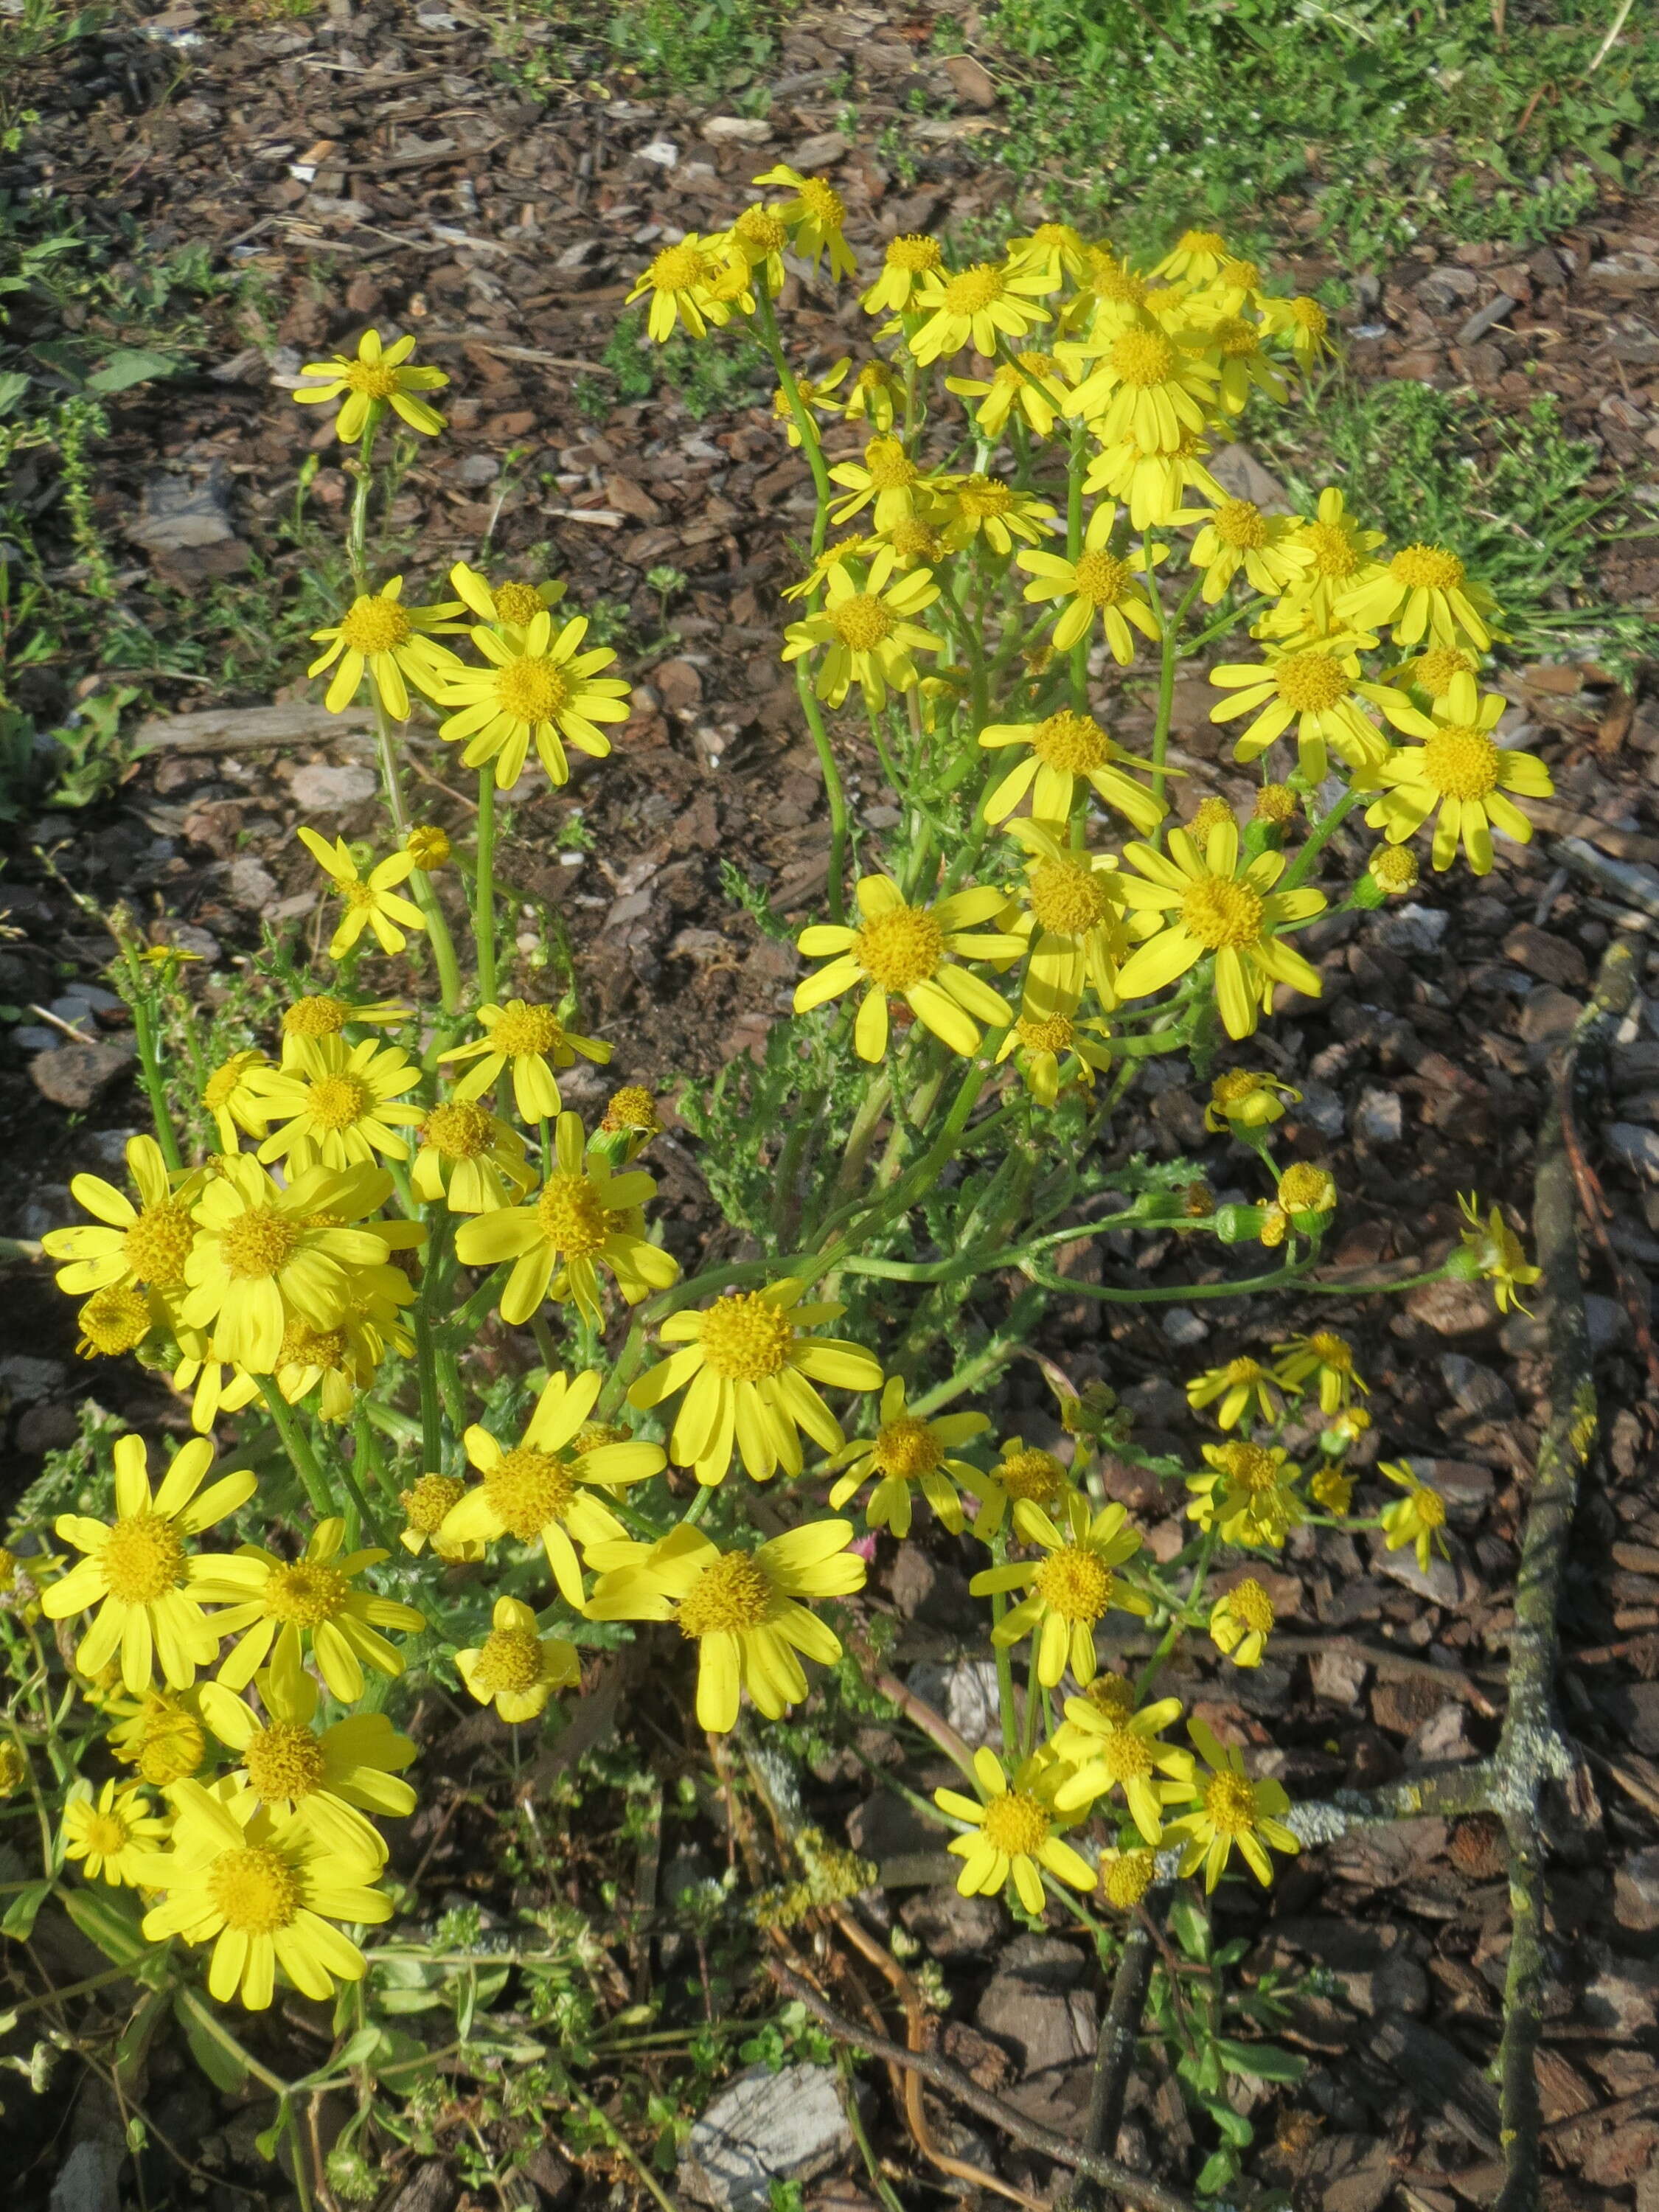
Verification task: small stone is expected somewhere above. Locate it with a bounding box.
[942,1655,1004,1750]
[1614,1846,1659,1933]
[456,453,500,487]
[1295,1079,1346,1138]
[942,54,997,107]
[654,658,705,715]
[1607,1123,1659,1180]
[1402,1280,1494,1338]
[700,116,773,145]
[1408,1702,1474,1765]
[1416,265,1480,316]
[1600,1681,1659,1758]
[1160,1305,1209,1348]
[128,467,237,553]
[29,1041,134,1111]
[888,1543,971,1630]
[226,856,279,910]
[0,1354,68,1402]
[1583,1958,1659,2037]
[386,2165,457,2212]
[289,763,377,811]
[899,1887,1004,1959]
[1375,902,1449,957]
[1368,1532,1459,1606]
[1354,1087,1403,1145]
[1207,442,1293,514]
[1517,986,1582,1065]
[1501,922,1589,990]
[790,131,850,171]
[679,2065,852,2212]
[164,923,220,964]
[635,138,679,168]
[49,2141,123,2212]
[1310,1647,1368,1705]
[1438,1354,1515,1422]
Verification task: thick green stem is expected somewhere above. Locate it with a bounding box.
[795,669,849,927]
[127,985,184,1171]
[1279,784,1361,894]
[1150,570,1203,836]
[473,768,499,1003]
[257,1380,338,1523]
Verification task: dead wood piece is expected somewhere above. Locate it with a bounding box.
[132,702,375,755]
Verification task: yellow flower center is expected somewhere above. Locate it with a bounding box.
[243,1720,327,1803]
[1094,1723,1155,1784]
[1371,846,1418,892]
[491,580,546,625]
[341,360,402,401]
[1302,521,1358,579]
[1279,1164,1335,1212]
[78,1285,154,1357]
[886,232,942,273]
[1288,297,1327,336]
[1220,257,1260,290]
[677,1551,775,1638]
[1255,783,1298,825]
[535,1172,613,1256]
[853,903,944,992]
[496,657,569,724]
[1212,498,1267,550]
[735,206,788,255]
[218,1206,302,1281]
[942,263,1004,315]
[489,1003,564,1057]
[283,995,348,1037]
[696,1292,796,1382]
[304,1073,371,1133]
[1190,797,1235,844]
[885,517,941,560]
[338,597,412,655]
[1221,1356,1265,1386]
[601,1085,661,1135]
[401,1472,465,1534]
[1029,856,1113,938]
[1213,1071,1267,1107]
[1391,543,1464,591]
[1102,1849,1155,1907]
[1307,1332,1351,1369]
[1411,646,1473,697]
[954,474,1015,520]
[1088,257,1146,307]
[81,1809,131,1857]
[1179,877,1264,952]
[1225,1578,1276,1633]
[1211,316,1260,359]
[423,1099,495,1159]
[472,1624,545,1695]
[101,1514,187,1604]
[277,1320,348,1374]
[262,1560,349,1627]
[122,1203,196,1289]
[998,1447,1063,1503]
[1203,1769,1258,1834]
[1273,650,1350,713]
[1421,726,1500,800]
[1085,1672,1136,1722]
[1216,1441,1279,1494]
[980,1788,1050,1857]
[208,1842,303,1933]
[830,593,897,651]
[204,1053,263,1111]
[574,1420,629,1452]
[649,242,709,294]
[483,1447,577,1541]
[869,1416,943,1482]
[119,1697,205,1787]
[1179,228,1227,254]
[1018,1013,1074,1054]
[1414,1488,1447,1531]
[856,361,896,394]
[1072,549,1133,608]
[796,178,846,228]
[1033,1543,1113,1624]
[1030,709,1108,773]
[863,437,917,492]
[1109,328,1177,387]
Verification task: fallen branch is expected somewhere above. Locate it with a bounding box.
[1066,1888,1166,2211]
[769,1964,1211,2212]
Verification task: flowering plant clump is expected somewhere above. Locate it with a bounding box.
[3,204,1548,2203]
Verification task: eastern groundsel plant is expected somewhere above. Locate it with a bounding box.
[7,212,1545,2196]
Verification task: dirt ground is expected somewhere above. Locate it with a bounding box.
[4,4,1659,2210]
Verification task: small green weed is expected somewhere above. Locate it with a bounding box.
[600,305,771,420]
[483,0,794,99]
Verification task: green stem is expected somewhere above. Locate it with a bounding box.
[1279,784,1362,894]
[795,667,849,927]
[473,768,498,1003]
[257,1380,338,1522]
[127,985,184,1171]
[1150,571,1203,836]
[1066,423,1088,710]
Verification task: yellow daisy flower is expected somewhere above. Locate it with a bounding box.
[1185,1357,1283,1431]
[946,349,1069,439]
[628,1278,882,1486]
[935,473,1057,556]
[1207,635,1406,786]
[272,1299,411,1427]
[1208,1579,1277,1668]
[752,164,856,279]
[437,1367,666,1607]
[1065,321,1218,450]
[138,1778,389,2009]
[410,1098,536,1214]
[437,607,631,790]
[456,1595,581,1725]
[1113,818,1326,1040]
[993,1009,1116,1107]
[860,231,944,313]
[1378,1461,1451,1576]
[1083,424,1225,531]
[1187,498,1312,602]
[179,1154,396,1373]
[1262,291,1335,367]
[74,1284,158,1361]
[997,817,1131,1017]
[1153,229,1231,282]
[307,577,465,721]
[62,1779,170,1887]
[843,357,902,431]
[1275,487,1388,627]
[1164,1718,1298,1891]
[41,1435,254,1694]
[1010,221,1091,291]
[772,356,851,447]
[1018,501,1161,661]
[1387,641,1481,701]
[787,560,948,705]
[1200,313,1290,414]
[625,233,732,341]
[1203,1069,1300,1133]
[964,1436,1076,1544]
[905,257,1052,364]
[436,998,612,1124]
[1272,1330,1366,1414]
[297,830,428,961]
[1186,1439,1306,1550]
[933,1747,1096,1915]
[448,559,566,633]
[254,1034,422,1173]
[453,1111,678,1328]
[827,435,927,532]
[280,994,410,1059]
[203,1050,274,1152]
[1051,1691,1194,1843]
[1338,542,1500,650]
[586,1518,866,1731]
[826,1376,991,1538]
[792,872,1020,1062]
[1363,672,1552,875]
[970,1492,1148,1687]
[198,1653,416,1860]
[105,1686,209,1788]
[210,1517,425,1703]
[42,1134,202,1304]
[720,201,790,296]
[1455,1192,1540,1314]
[397,1473,470,1559]
[292,327,448,442]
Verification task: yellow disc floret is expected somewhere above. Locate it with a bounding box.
[697,1293,795,1382]
[482,1447,577,1541]
[1391,543,1464,591]
[853,905,944,991]
[1029,857,1113,937]
[243,1721,327,1803]
[1274,652,1350,713]
[101,1517,187,1605]
[208,1843,304,1934]
[338,597,412,655]
[1032,1544,1113,1623]
[1179,877,1264,951]
[980,1789,1050,1857]
[677,1551,774,1638]
[535,1175,611,1256]
[1421,726,1501,801]
[400,1472,465,1534]
[830,594,896,650]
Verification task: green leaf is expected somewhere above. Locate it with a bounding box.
[1195,2146,1240,2197]
[1,1881,53,1938]
[1203,2098,1254,2149]
[86,348,178,394]
[1214,2035,1307,2084]
[0,371,30,416]
[254,2099,291,2163]
[1168,1891,1211,1962]
[63,1885,150,1967]
[174,1993,247,2094]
